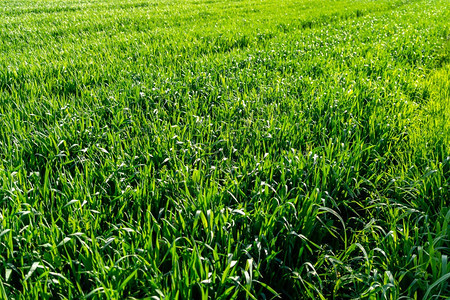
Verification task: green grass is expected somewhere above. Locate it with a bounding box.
[0,0,449,298]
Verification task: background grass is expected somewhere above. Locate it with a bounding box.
[0,0,449,298]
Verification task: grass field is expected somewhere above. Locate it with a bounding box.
[0,0,449,298]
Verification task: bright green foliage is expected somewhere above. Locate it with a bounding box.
[0,0,449,298]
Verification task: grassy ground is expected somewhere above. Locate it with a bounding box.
[0,0,449,298]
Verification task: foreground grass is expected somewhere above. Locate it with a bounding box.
[0,0,449,298]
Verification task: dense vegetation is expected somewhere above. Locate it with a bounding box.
[0,0,449,298]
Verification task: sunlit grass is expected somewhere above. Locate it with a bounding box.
[0,0,449,298]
